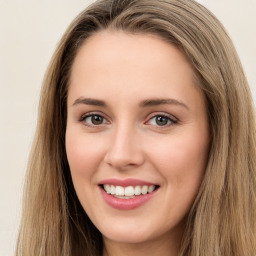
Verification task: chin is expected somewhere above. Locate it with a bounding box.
[102,230,152,244]
[98,219,166,244]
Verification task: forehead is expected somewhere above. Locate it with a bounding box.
[68,30,203,109]
[71,30,194,74]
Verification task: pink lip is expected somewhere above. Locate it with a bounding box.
[99,179,159,210]
[100,188,157,210]
[99,178,157,187]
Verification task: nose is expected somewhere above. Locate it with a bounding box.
[104,124,145,169]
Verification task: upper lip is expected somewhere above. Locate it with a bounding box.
[99,178,158,187]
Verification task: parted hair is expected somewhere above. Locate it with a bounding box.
[16,0,256,255]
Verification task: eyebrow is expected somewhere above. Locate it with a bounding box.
[72,97,106,107]
[140,98,189,110]
[72,97,189,110]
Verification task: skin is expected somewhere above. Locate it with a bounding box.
[66,30,210,256]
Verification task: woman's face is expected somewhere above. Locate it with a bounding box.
[66,31,210,247]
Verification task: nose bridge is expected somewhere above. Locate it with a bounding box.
[104,120,143,168]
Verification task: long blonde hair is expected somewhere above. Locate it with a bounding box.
[16,0,256,255]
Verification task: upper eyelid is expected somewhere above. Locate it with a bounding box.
[146,112,178,121]
[79,113,110,128]
[80,111,109,120]
[78,111,178,124]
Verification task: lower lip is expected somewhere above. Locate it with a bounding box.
[100,187,158,210]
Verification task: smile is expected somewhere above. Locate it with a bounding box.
[99,179,160,210]
[102,184,157,198]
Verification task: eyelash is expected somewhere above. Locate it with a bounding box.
[146,113,178,128]
[79,112,178,128]
[79,112,109,128]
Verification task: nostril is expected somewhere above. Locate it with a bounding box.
[104,151,145,169]
[103,135,145,168]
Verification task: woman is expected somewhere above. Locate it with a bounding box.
[16,0,256,255]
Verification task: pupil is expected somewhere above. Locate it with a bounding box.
[156,116,168,126]
[92,115,103,125]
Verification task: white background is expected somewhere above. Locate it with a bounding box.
[0,1,255,255]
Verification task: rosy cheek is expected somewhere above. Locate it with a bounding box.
[149,133,208,181]
[66,136,86,175]
[66,134,104,177]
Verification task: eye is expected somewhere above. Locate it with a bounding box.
[80,114,108,126]
[147,114,177,127]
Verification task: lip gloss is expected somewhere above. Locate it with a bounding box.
[99,178,156,187]
[100,188,157,210]
[99,178,159,210]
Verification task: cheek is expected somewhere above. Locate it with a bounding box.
[65,130,106,213]
[149,129,209,190]
[65,130,106,187]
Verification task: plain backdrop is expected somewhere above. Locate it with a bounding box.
[0,1,255,255]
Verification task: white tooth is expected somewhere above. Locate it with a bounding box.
[125,186,134,196]
[104,184,111,194]
[134,185,142,195]
[116,186,125,196]
[148,185,155,193]
[115,195,134,199]
[110,185,116,195]
[142,185,148,195]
